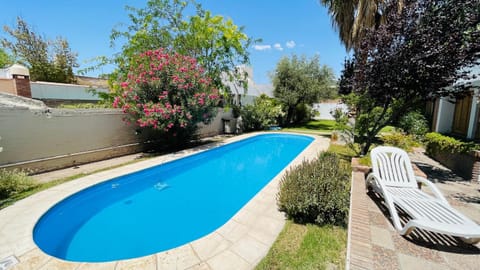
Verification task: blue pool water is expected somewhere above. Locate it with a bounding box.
[33,134,313,262]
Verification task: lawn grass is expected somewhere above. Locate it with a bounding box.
[281,120,336,135]
[328,143,371,166]
[256,221,347,270]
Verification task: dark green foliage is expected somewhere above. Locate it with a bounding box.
[2,17,78,83]
[277,152,350,226]
[398,111,429,137]
[0,169,35,200]
[105,0,254,95]
[293,104,314,124]
[425,132,479,154]
[0,48,13,68]
[339,0,480,155]
[273,54,337,126]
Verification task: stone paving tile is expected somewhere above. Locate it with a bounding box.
[230,235,268,265]
[391,232,447,264]
[439,251,480,270]
[190,233,232,261]
[37,258,78,270]
[186,262,212,270]
[370,226,395,250]
[369,211,390,228]
[397,253,450,270]
[156,245,200,270]
[216,220,249,243]
[11,249,50,270]
[76,262,117,270]
[115,255,157,270]
[207,250,250,270]
[371,245,399,270]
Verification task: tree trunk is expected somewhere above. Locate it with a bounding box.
[361,139,372,156]
[286,106,295,126]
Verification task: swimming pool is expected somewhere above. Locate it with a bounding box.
[33,133,313,262]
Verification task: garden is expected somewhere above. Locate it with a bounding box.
[1,0,480,269]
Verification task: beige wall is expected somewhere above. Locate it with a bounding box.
[0,108,230,173]
[0,79,15,95]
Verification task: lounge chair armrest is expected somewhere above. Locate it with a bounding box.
[415,176,449,204]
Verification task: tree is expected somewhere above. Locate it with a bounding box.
[0,48,13,68]
[113,48,219,145]
[109,0,253,94]
[340,0,480,155]
[2,17,78,83]
[51,37,78,83]
[273,54,337,125]
[320,0,405,50]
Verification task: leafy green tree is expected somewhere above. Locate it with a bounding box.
[340,0,480,155]
[273,54,337,125]
[0,48,13,68]
[108,0,253,94]
[2,17,78,83]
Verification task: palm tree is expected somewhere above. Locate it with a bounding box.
[320,0,404,50]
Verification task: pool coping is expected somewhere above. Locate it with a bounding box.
[0,132,330,270]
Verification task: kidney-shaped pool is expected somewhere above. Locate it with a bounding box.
[33,133,313,262]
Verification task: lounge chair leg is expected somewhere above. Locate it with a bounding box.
[460,237,480,245]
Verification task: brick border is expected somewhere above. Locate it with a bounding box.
[346,170,373,270]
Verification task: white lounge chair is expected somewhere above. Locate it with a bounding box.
[366,146,480,244]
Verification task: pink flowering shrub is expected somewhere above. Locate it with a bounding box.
[114,49,219,142]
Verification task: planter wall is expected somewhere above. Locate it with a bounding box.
[426,146,480,181]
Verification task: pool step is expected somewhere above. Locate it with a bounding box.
[0,255,19,270]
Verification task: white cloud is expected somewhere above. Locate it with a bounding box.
[273,43,283,51]
[286,40,296,49]
[253,44,271,51]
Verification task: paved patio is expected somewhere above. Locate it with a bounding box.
[0,133,329,270]
[347,148,480,270]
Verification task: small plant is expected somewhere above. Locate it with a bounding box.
[277,152,350,226]
[398,111,429,137]
[379,131,419,151]
[0,169,36,200]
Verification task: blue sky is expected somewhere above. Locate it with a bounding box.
[0,0,349,85]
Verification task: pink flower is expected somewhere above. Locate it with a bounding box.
[113,97,120,108]
[120,82,129,88]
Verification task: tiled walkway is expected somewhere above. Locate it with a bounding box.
[0,132,330,270]
[347,151,480,270]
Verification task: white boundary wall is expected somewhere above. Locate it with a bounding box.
[0,107,230,173]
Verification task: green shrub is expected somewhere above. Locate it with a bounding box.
[277,152,350,226]
[424,132,479,154]
[0,169,36,200]
[379,131,419,151]
[293,103,314,124]
[398,111,429,137]
[240,94,284,131]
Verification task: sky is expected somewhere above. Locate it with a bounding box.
[0,0,349,85]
